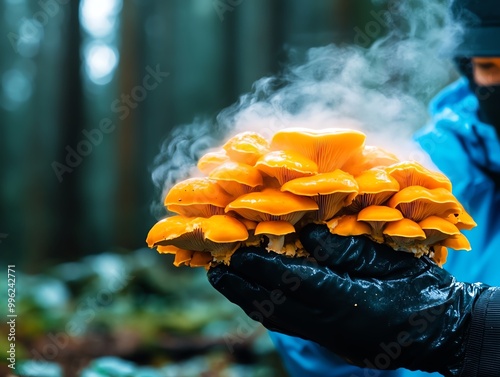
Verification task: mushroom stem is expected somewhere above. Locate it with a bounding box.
[266,235,286,253]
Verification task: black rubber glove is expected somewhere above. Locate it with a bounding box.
[208,224,490,376]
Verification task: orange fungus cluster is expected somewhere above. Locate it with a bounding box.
[146,128,475,269]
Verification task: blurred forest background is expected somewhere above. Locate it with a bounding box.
[0,0,389,272]
[0,0,393,375]
[0,1,457,376]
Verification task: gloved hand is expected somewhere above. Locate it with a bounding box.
[208,223,490,376]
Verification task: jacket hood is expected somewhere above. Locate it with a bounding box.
[420,78,500,175]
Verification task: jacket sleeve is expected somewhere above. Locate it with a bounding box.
[460,287,500,376]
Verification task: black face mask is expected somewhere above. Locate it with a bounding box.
[468,81,500,133]
[455,57,500,137]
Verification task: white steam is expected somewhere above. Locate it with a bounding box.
[151,0,463,219]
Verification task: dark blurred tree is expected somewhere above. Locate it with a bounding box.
[0,0,383,272]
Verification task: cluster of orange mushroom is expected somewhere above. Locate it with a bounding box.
[146,128,475,269]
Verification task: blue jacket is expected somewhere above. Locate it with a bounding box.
[270,78,500,377]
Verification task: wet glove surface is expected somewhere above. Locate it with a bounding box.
[208,224,488,376]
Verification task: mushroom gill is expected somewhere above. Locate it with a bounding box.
[197,149,230,175]
[146,215,248,260]
[209,161,263,197]
[418,216,461,245]
[254,220,296,253]
[270,127,366,173]
[357,205,403,243]
[281,169,359,222]
[255,150,318,185]
[164,177,234,217]
[222,131,270,166]
[387,186,462,222]
[346,168,400,213]
[225,188,318,224]
[385,161,452,191]
[146,215,194,249]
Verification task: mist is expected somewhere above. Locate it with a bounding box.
[151,0,463,219]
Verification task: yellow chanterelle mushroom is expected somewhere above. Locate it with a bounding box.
[326,215,371,237]
[387,186,462,222]
[146,215,248,264]
[281,169,359,222]
[222,131,270,166]
[270,127,366,173]
[164,177,234,217]
[209,161,263,197]
[225,188,318,225]
[357,205,404,243]
[346,168,400,213]
[385,161,452,191]
[254,220,296,254]
[197,149,230,175]
[342,145,400,177]
[383,218,427,256]
[255,150,318,185]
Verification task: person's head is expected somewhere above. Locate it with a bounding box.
[452,0,500,129]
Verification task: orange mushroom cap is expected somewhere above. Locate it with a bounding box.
[270,127,366,173]
[225,188,318,224]
[198,215,248,244]
[383,218,427,256]
[342,145,400,176]
[418,216,461,245]
[146,215,196,248]
[383,218,426,239]
[357,205,403,243]
[164,177,234,217]
[222,131,270,166]
[326,215,371,236]
[440,233,472,251]
[281,170,359,221]
[384,218,425,240]
[254,220,296,236]
[255,220,296,253]
[156,245,184,254]
[385,161,452,191]
[444,205,477,230]
[387,186,462,222]
[347,169,400,212]
[255,150,318,185]
[146,215,248,258]
[209,161,263,197]
[197,149,230,175]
